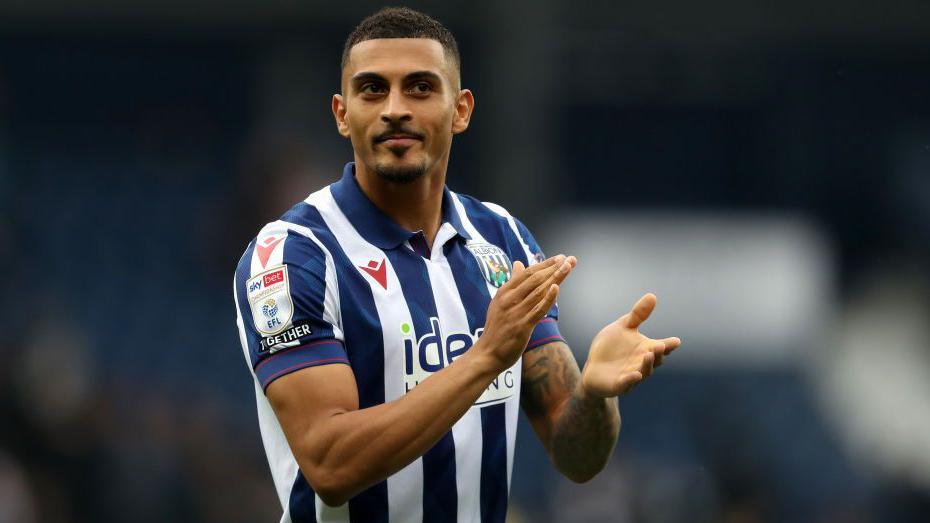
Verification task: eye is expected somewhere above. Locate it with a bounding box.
[408,82,432,95]
[360,83,386,95]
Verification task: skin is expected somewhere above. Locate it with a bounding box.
[266,37,683,505]
[521,293,682,482]
[332,38,473,245]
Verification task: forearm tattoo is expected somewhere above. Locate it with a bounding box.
[522,342,620,481]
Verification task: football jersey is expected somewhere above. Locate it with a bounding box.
[233,162,564,523]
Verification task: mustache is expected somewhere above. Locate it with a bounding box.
[373,126,425,142]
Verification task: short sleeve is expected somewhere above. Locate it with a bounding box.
[234,229,349,391]
[513,218,567,351]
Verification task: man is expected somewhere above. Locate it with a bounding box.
[233,7,681,522]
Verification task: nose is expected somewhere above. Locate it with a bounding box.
[380,89,413,124]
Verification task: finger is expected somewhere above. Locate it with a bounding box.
[528,283,559,321]
[640,351,655,378]
[512,260,526,279]
[649,341,666,367]
[550,256,576,286]
[623,293,657,329]
[657,336,681,355]
[616,371,643,395]
[523,256,575,307]
[511,255,565,298]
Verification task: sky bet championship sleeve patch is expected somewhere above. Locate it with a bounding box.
[247,265,294,336]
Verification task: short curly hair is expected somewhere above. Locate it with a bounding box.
[341,7,460,72]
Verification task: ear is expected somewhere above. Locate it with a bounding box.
[332,94,350,138]
[451,89,475,135]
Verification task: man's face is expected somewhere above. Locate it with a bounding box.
[334,38,471,184]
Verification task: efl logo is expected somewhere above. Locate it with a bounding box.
[401,317,517,407]
[264,270,284,287]
[247,266,293,335]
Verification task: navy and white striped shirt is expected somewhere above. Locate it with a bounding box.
[233,162,564,523]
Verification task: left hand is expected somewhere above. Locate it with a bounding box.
[581,293,681,397]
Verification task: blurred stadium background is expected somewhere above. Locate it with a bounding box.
[2,1,929,521]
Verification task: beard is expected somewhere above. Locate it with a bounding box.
[374,160,427,185]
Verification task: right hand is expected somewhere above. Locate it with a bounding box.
[476,254,577,371]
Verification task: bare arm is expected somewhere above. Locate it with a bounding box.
[521,293,682,483]
[267,254,575,506]
[521,341,620,483]
[268,349,498,506]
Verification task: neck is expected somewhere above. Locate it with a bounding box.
[353,155,447,246]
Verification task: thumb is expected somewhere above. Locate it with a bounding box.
[623,293,657,329]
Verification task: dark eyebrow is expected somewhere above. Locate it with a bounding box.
[350,70,443,86]
[350,72,388,86]
[404,71,442,84]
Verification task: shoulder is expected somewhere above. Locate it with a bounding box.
[453,192,514,222]
[234,192,335,283]
[452,192,523,238]
[452,192,544,264]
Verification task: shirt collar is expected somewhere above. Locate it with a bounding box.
[330,162,471,250]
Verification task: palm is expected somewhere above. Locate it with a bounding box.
[581,293,681,397]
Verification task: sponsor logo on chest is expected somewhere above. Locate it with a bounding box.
[401,317,517,407]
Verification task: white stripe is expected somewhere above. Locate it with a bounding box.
[428,226,483,522]
[504,365,521,492]
[306,188,423,523]
[235,268,303,516]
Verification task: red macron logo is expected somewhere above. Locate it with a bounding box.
[359,258,387,290]
[256,235,284,268]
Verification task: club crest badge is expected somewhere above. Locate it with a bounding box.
[466,242,513,288]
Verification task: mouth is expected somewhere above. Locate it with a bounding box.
[375,133,423,149]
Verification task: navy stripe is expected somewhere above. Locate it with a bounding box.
[446,241,510,523]
[283,230,337,340]
[386,246,458,523]
[282,203,389,523]
[480,404,508,523]
[289,471,318,523]
[256,342,350,390]
[512,218,542,259]
[525,319,565,352]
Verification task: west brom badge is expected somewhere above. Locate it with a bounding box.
[466,242,513,288]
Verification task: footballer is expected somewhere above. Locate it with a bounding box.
[233,7,681,522]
